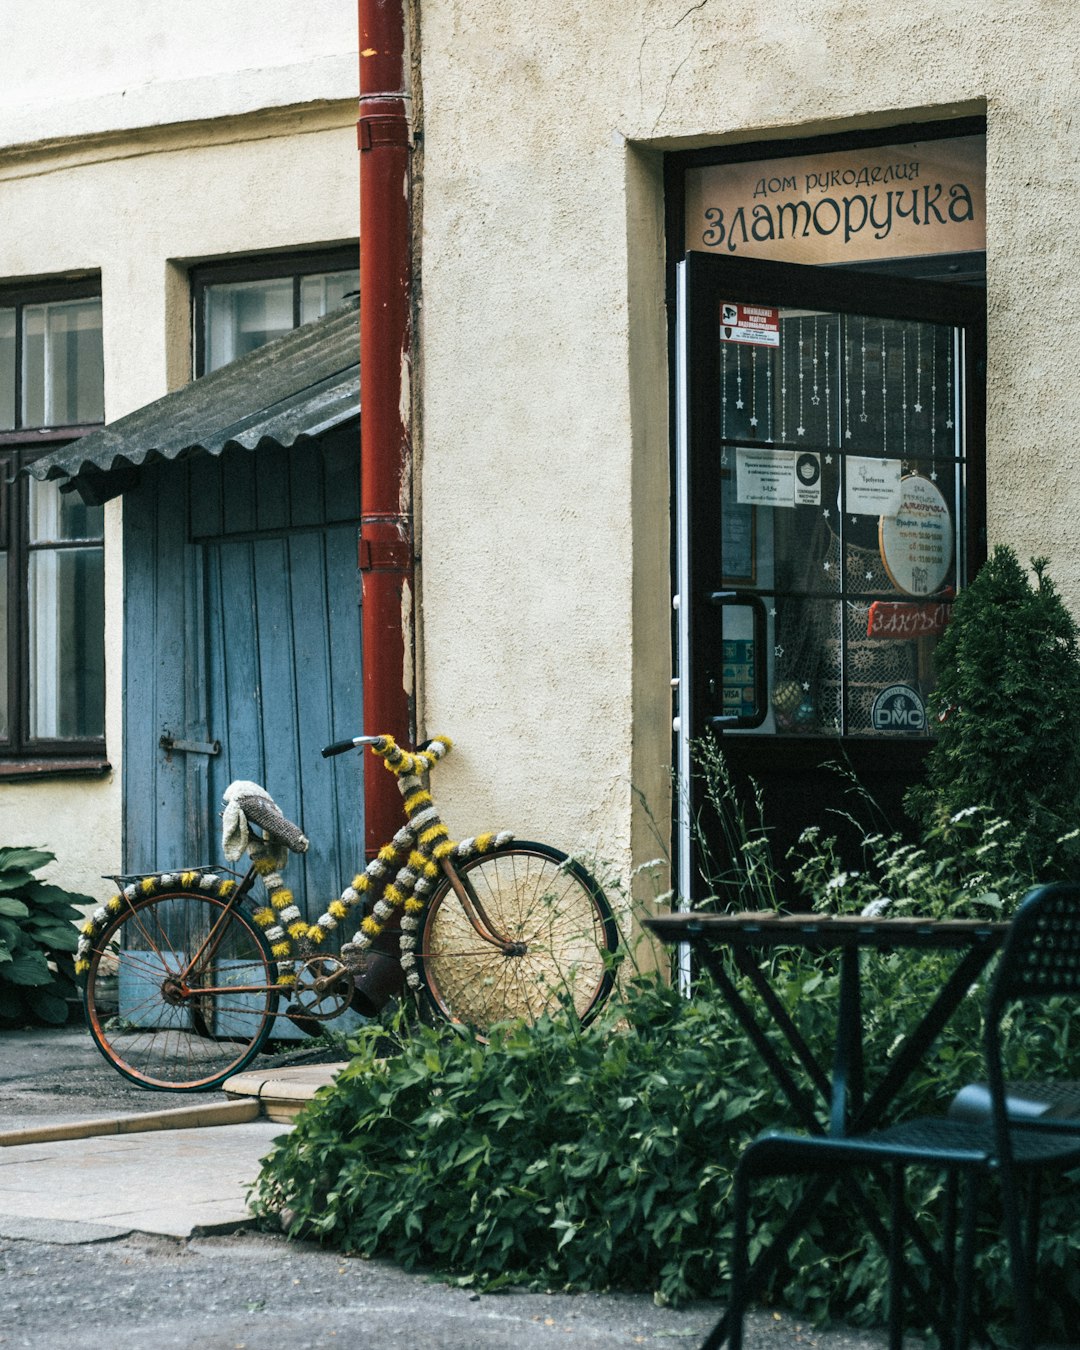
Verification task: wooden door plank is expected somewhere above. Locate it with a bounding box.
[323,523,365,870]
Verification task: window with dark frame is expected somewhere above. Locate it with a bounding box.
[191,248,359,377]
[665,121,988,899]
[0,278,106,769]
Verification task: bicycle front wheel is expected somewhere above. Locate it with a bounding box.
[419,841,618,1034]
[83,889,280,1091]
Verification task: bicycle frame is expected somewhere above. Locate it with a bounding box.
[107,841,515,1013]
[438,856,525,953]
[79,733,618,1089]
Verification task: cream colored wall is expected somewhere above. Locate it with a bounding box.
[415,1,1075,903]
[0,108,358,901]
[0,0,357,147]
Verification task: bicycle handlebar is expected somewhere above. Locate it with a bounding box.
[321,733,450,764]
[321,735,384,758]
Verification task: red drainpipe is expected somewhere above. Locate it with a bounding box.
[349,0,414,1012]
[357,0,414,860]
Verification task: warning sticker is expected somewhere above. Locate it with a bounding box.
[795,452,821,506]
[720,302,780,347]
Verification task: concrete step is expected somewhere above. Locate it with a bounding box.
[0,1097,260,1148]
[222,1062,349,1122]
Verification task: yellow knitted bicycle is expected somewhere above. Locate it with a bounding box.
[78,735,618,1091]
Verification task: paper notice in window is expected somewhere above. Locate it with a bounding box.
[845,457,903,516]
[794,452,821,506]
[720,302,781,347]
[736,447,795,507]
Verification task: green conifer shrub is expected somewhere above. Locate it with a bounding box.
[906,546,1080,872]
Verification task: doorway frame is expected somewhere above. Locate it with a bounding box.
[665,117,988,925]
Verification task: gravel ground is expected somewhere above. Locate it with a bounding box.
[0,1228,909,1350]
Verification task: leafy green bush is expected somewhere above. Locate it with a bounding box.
[252,936,1080,1337]
[0,847,91,1026]
[251,740,1080,1339]
[907,546,1080,873]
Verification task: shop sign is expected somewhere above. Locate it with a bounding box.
[794,452,821,506]
[736,446,796,506]
[879,474,953,596]
[734,447,822,508]
[867,598,953,639]
[871,684,926,732]
[685,135,985,266]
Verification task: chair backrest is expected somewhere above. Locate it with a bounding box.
[989,881,1080,1012]
[983,882,1080,1149]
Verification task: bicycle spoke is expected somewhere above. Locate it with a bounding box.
[420,845,615,1031]
[85,889,277,1090]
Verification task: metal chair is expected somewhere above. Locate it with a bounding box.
[948,1079,1080,1130]
[728,881,1080,1350]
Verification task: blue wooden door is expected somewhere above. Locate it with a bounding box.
[122,429,364,923]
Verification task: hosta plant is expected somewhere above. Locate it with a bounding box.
[0,847,92,1026]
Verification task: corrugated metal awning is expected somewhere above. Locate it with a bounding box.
[26,298,359,504]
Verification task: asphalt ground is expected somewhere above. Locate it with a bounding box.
[0,1226,920,1350]
[0,1023,1057,1349]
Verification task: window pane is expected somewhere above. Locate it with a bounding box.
[28,478,104,544]
[299,269,359,325]
[21,299,104,428]
[204,279,294,373]
[0,309,14,431]
[28,544,105,740]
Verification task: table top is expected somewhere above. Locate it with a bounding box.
[644,909,1009,952]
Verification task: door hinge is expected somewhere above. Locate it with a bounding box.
[160,732,221,758]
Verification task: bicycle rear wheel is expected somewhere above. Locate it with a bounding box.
[83,889,279,1091]
[418,841,618,1033]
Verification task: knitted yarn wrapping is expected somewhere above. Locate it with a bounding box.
[75,735,513,996]
[74,870,239,978]
[303,735,511,990]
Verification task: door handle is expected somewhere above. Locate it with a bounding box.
[159,732,221,757]
[706,592,768,730]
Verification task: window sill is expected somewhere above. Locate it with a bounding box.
[0,758,111,782]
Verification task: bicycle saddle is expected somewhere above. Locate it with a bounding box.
[221,779,310,861]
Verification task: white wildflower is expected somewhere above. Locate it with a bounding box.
[860,898,892,918]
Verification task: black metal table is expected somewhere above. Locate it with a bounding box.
[643,910,1009,1348]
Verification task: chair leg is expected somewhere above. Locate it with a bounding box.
[1024,1174,1042,1278]
[999,1164,1035,1350]
[954,1169,977,1350]
[942,1168,958,1292]
[888,1164,904,1350]
[729,1162,751,1350]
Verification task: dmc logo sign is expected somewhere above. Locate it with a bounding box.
[870,684,926,732]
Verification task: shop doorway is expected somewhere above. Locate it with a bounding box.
[673,251,986,904]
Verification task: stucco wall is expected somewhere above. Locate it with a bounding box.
[0,0,357,148]
[414,0,1077,895]
[0,109,358,901]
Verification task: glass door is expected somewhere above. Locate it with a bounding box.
[675,253,985,905]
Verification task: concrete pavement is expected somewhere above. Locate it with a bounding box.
[0,1118,286,1242]
[0,1024,343,1243]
